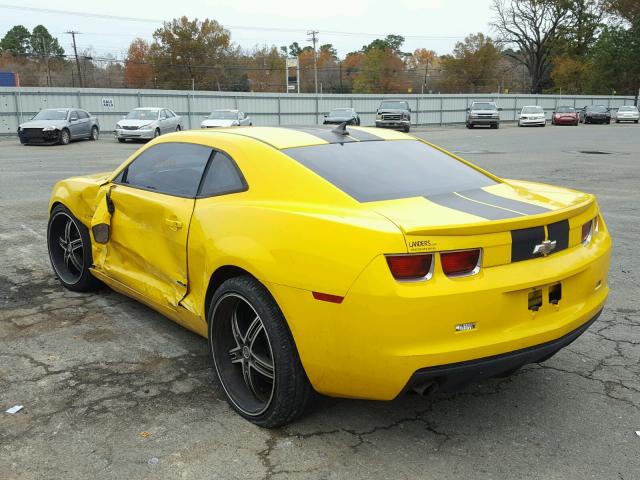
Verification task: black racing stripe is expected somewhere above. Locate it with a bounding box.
[284,126,357,143]
[511,226,545,262]
[547,219,569,252]
[347,129,385,142]
[427,193,525,220]
[460,189,552,215]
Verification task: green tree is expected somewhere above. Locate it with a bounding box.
[362,34,406,55]
[150,16,232,90]
[0,25,31,55]
[587,22,640,94]
[30,25,64,57]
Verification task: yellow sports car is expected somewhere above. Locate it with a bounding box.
[47,125,611,427]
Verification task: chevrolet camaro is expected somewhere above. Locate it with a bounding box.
[47,125,611,427]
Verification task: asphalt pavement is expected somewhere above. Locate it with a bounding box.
[1,123,639,479]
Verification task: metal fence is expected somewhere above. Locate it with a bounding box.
[0,86,636,135]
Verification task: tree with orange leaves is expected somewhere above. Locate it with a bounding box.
[124,38,153,88]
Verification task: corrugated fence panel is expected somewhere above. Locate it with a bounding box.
[0,87,635,135]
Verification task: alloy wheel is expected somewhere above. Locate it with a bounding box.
[48,212,84,284]
[211,293,276,416]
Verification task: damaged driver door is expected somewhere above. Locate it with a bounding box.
[90,142,213,309]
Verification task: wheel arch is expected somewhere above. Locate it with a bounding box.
[204,265,261,322]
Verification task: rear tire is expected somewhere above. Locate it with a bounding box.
[176,125,181,132]
[117,138,126,143]
[208,276,312,428]
[47,204,101,292]
[403,125,410,133]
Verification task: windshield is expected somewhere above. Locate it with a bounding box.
[33,109,68,121]
[208,111,238,120]
[284,140,496,203]
[380,101,408,110]
[329,109,352,116]
[471,102,497,110]
[522,106,543,114]
[556,106,575,113]
[587,106,607,112]
[126,110,159,120]
[619,106,638,111]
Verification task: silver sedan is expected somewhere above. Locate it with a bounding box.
[115,108,184,142]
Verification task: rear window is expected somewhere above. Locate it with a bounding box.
[283,140,496,202]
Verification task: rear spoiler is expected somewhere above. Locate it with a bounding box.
[403,197,596,237]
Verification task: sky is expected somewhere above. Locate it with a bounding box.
[0,0,495,59]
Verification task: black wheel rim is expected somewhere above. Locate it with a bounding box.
[211,293,275,416]
[48,212,84,284]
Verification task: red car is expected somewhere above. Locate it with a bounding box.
[552,106,580,126]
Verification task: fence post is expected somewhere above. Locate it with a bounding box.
[315,95,319,125]
[77,90,82,110]
[440,96,444,126]
[278,96,281,126]
[186,91,192,129]
[416,96,420,126]
[137,91,141,108]
[14,89,23,125]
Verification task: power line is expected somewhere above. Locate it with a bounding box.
[0,4,467,41]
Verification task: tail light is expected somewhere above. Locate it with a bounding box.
[582,217,598,245]
[441,249,481,277]
[386,254,433,281]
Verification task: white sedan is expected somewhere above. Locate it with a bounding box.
[518,106,546,127]
[201,110,252,128]
[615,106,639,124]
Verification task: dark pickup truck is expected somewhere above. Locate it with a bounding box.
[375,100,411,133]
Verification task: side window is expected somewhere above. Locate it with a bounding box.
[78,110,89,119]
[167,110,175,118]
[120,143,212,197]
[239,112,245,119]
[70,110,79,121]
[199,151,247,197]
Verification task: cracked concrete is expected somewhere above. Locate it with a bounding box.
[1,125,638,479]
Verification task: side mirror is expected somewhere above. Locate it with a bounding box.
[70,116,78,121]
[466,108,470,112]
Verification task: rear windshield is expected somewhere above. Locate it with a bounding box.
[283,140,496,202]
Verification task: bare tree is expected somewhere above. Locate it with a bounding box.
[492,0,571,93]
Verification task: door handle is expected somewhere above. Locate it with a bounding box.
[165,218,183,231]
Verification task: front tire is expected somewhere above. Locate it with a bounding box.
[59,128,70,145]
[403,125,410,133]
[154,128,160,138]
[47,204,101,292]
[117,138,126,143]
[208,276,312,428]
[176,125,181,132]
[90,126,99,141]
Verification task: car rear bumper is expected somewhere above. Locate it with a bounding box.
[270,224,611,400]
[403,308,601,394]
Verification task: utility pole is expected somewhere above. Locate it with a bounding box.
[66,31,83,88]
[307,30,319,94]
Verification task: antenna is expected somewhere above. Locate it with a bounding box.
[331,122,349,136]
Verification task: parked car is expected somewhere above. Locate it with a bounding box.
[579,105,611,124]
[201,110,252,128]
[375,100,411,132]
[551,106,580,126]
[47,125,610,427]
[614,105,639,124]
[115,108,183,142]
[323,108,360,126]
[18,108,99,145]
[466,101,501,129]
[518,106,546,127]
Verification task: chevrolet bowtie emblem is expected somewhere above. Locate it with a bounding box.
[532,240,557,256]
